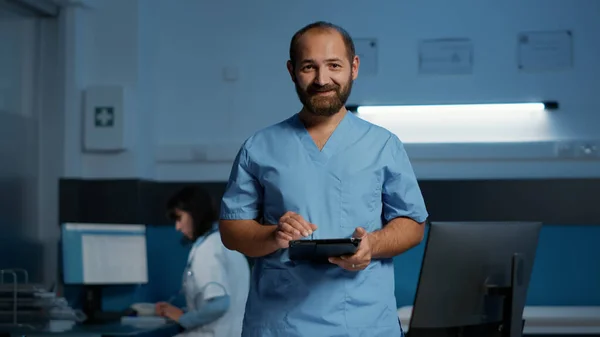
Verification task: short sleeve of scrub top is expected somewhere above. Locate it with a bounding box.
[382,135,429,224]
[220,141,262,221]
[191,235,229,301]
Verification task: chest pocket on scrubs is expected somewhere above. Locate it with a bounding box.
[340,172,382,229]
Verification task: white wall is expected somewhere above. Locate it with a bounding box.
[63,0,600,181]
[58,0,151,180]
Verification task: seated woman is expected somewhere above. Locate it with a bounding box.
[155,186,250,337]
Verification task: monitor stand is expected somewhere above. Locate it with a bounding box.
[81,285,126,325]
[407,254,526,337]
[484,253,527,337]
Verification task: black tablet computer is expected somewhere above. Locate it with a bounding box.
[289,238,361,263]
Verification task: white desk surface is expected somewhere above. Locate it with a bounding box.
[398,306,600,335]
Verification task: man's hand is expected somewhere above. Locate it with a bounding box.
[329,227,371,271]
[274,211,317,248]
[155,302,184,322]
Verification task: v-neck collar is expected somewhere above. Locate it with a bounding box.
[291,111,352,164]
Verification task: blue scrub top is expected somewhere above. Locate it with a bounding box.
[221,112,428,337]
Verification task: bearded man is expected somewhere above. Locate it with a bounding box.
[219,21,429,337]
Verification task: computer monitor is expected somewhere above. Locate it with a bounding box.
[408,221,542,337]
[61,223,149,323]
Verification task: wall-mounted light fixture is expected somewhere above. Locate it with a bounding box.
[346,101,558,143]
[348,101,556,113]
[347,101,558,122]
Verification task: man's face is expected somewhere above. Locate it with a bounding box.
[288,30,359,116]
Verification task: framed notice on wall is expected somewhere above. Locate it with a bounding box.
[518,30,573,72]
[418,38,473,75]
[354,38,378,76]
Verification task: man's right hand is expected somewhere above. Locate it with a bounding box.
[274,211,317,248]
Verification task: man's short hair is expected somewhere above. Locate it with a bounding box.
[289,21,356,68]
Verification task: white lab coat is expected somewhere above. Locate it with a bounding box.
[176,230,250,337]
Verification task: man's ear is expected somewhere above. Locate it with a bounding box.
[286,60,296,82]
[351,55,360,80]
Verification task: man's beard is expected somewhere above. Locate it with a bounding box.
[295,76,353,117]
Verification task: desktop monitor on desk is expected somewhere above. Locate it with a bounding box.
[61,223,149,324]
[408,221,542,337]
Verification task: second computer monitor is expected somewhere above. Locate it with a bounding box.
[408,221,542,337]
[61,223,149,285]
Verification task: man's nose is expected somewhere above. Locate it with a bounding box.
[314,68,331,86]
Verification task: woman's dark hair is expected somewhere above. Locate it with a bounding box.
[166,186,217,242]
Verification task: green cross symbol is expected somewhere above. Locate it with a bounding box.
[95,107,114,127]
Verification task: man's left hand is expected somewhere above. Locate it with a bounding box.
[329,227,371,271]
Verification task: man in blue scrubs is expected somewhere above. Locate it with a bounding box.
[219,21,429,337]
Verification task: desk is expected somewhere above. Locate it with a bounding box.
[1,322,180,337]
[398,306,600,336]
